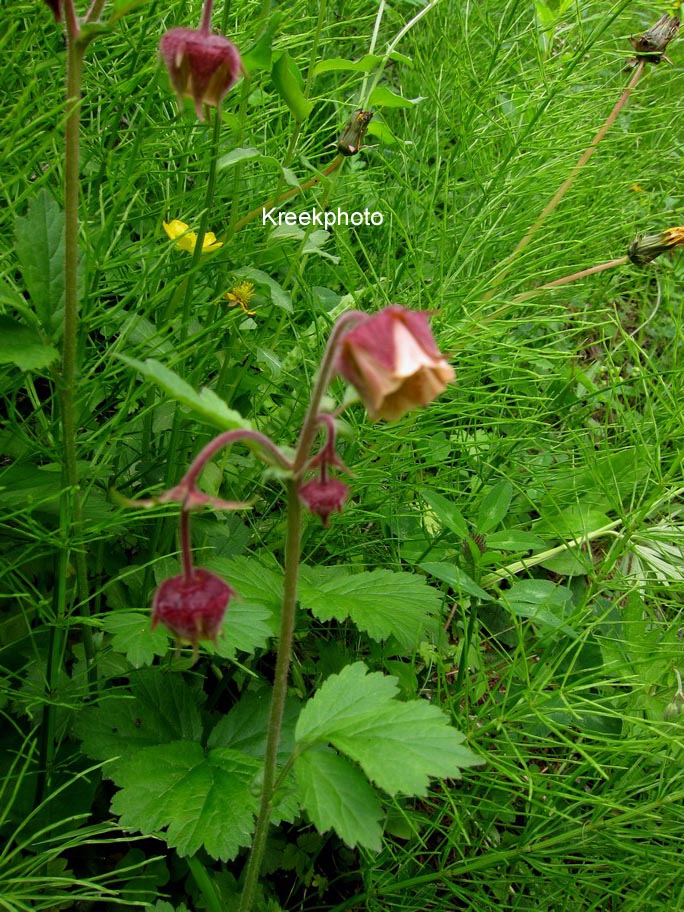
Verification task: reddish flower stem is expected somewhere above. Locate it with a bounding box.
[512,255,629,302]
[181,429,292,490]
[484,60,645,300]
[200,0,215,35]
[292,311,365,475]
[179,508,194,583]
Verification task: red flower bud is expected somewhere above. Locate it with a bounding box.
[336,306,454,421]
[159,27,242,120]
[298,478,350,526]
[151,568,235,647]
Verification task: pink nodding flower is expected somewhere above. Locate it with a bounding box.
[159,27,242,120]
[152,569,235,649]
[336,306,455,422]
[298,478,350,527]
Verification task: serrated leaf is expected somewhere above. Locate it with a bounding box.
[295,663,481,797]
[111,742,259,860]
[102,611,170,667]
[419,488,469,538]
[298,566,440,648]
[0,315,59,371]
[217,147,300,189]
[271,52,313,121]
[15,189,65,338]
[477,480,513,533]
[208,688,299,760]
[296,662,399,744]
[332,699,481,795]
[117,356,250,431]
[295,747,383,850]
[368,86,425,108]
[207,556,283,635]
[74,670,204,772]
[419,561,493,602]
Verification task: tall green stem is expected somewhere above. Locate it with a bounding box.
[62,20,95,674]
[238,481,302,912]
[238,311,362,912]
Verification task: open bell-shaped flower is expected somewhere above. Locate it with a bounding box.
[336,306,454,421]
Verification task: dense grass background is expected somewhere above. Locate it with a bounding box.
[2,0,684,909]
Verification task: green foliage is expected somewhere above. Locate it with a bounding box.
[298,565,441,647]
[295,663,481,797]
[14,189,65,339]
[111,743,260,859]
[4,0,684,907]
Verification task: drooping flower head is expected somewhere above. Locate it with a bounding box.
[298,478,350,526]
[152,568,235,649]
[336,306,455,421]
[160,27,242,120]
[629,13,679,65]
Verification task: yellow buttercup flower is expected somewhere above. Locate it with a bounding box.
[163,219,223,254]
[223,280,256,315]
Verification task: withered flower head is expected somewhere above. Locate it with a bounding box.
[628,13,679,65]
[628,227,684,266]
[337,110,374,156]
[160,27,242,120]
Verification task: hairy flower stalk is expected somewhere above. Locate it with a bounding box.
[126,307,452,910]
[238,308,452,910]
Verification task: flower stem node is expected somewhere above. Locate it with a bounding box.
[160,27,242,120]
[336,306,455,421]
[298,478,350,526]
[152,568,235,649]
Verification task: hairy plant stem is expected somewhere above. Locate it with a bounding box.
[238,481,301,912]
[484,61,645,300]
[40,0,95,802]
[238,312,362,912]
[61,15,94,675]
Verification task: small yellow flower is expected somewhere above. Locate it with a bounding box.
[223,280,256,315]
[163,219,223,254]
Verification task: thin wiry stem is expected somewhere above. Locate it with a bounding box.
[485,60,646,299]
